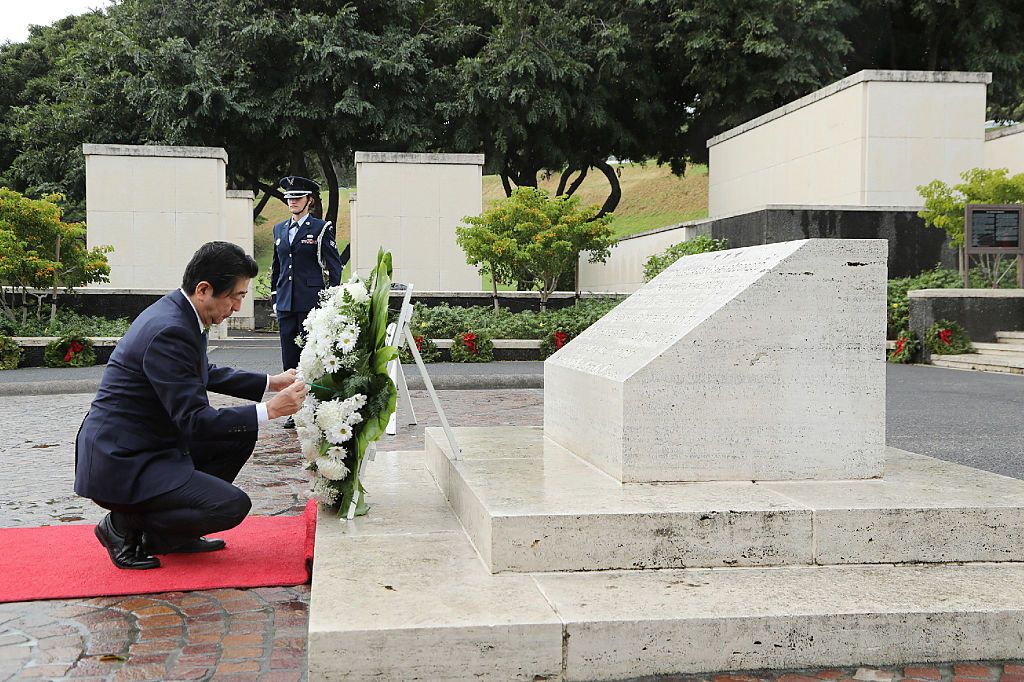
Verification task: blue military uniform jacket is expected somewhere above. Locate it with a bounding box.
[270,216,343,313]
[74,290,267,505]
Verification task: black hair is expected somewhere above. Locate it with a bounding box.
[181,241,258,297]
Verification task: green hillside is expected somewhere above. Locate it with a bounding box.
[252,163,709,276]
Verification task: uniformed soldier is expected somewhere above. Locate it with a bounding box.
[271,176,343,427]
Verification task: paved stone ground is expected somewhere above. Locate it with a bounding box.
[1,388,1022,681]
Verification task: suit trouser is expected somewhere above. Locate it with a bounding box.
[95,434,257,548]
[277,310,309,370]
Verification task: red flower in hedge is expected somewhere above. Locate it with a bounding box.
[462,332,477,354]
[938,328,953,345]
[64,341,83,363]
[554,331,569,349]
[414,335,424,351]
[894,338,905,355]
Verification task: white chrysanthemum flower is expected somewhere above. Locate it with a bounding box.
[298,351,324,383]
[310,477,340,506]
[294,396,319,429]
[341,281,369,305]
[316,401,355,444]
[316,456,350,481]
[323,355,342,374]
[335,327,358,354]
[348,393,367,410]
[300,438,321,464]
[345,410,363,426]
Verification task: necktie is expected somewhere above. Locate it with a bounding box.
[289,221,299,244]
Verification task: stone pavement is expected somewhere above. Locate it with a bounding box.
[1,388,1022,680]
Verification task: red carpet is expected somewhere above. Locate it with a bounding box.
[0,501,317,603]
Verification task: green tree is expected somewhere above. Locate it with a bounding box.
[842,0,1024,122]
[116,0,435,228]
[0,11,145,220]
[917,168,1024,287]
[0,189,111,324]
[457,187,616,309]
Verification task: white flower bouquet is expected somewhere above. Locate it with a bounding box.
[295,249,398,517]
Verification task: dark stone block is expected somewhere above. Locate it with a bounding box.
[909,293,1024,361]
[707,207,956,278]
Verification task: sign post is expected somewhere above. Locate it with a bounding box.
[963,205,1024,288]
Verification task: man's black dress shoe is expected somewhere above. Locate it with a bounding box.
[143,534,226,554]
[282,417,296,429]
[95,514,160,570]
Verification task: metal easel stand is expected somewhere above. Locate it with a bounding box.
[348,282,462,518]
[400,324,462,461]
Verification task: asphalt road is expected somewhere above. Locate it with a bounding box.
[886,363,1024,479]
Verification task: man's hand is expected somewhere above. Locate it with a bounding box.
[267,378,308,420]
[268,369,297,392]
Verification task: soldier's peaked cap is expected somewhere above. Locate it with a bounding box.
[278,175,320,199]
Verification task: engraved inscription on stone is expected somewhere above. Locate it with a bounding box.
[544,239,887,484]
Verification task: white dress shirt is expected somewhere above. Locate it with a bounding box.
[178,289,271,425]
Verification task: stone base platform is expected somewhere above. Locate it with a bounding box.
[308,449,1024,681]
[424,427,1024,573]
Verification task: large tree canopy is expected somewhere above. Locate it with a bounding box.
[0,0,1022,229]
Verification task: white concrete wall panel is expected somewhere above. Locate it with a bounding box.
[545,239,887,483]
[353,152,483,291]
[985,125,1024,176]
[84,145,254,316]
[578,224,700,293]
[708,71,991,217]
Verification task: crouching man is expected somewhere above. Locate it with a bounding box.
[75,241,308,569]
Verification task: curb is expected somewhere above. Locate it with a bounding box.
[0,379,103,396]
[0,373,544,397]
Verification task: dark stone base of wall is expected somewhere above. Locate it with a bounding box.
[909,291,1024,360]
[16,344,115,368]
[694,207,957,278]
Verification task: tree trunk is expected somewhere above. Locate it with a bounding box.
[317,146,339,228]
[249,178,285,220]
[50,233,61,324]
[592,160,621,218]
[489,261,500,313]
[252,191,273,220]
[500,172,513,198]
[557,165,587,197]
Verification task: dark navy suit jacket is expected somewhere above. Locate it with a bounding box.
[74,290,267,505]
[270,216,342,313]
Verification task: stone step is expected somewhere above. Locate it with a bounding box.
[997,330,1024,342]
[932,353,1024,375]
[425,427,1024,573]
[972,341,1024,356]
[308,450,1024,681]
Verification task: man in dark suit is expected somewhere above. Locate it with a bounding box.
[75,241,308,570]
[271,175,342,428]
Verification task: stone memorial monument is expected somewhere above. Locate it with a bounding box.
[308,239,1024,680]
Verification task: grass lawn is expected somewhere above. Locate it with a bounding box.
[251,162,709,289]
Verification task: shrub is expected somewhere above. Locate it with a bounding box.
[886,266,962,338]
[407,298,622,342]
[0,335,21,370]
[44,335,96,367]
[398,334,440,363]
[450,330,494,362]
[0,309,129,338]
[925,320,973,355]
[539,329,574,359]
[457,187,617,309]
[643,235,729,282]
[887,330,918,364]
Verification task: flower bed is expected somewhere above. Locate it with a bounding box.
[2,337,120,368]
